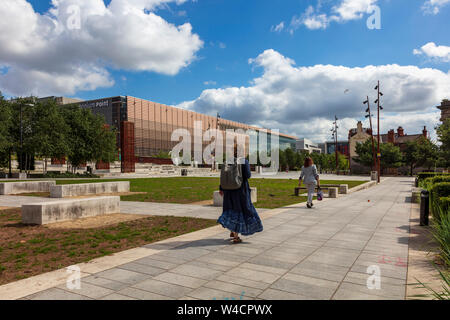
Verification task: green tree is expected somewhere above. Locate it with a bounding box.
[379,142,404,170]
[353,139,375,168]
[404,140,419,176]
[437,119,450,169]
[62,105,117,171]
[9,97,37,172]
[354,140,403,171]
[414,136,439,171]
[31,100,70,173]
[0,93,12,169]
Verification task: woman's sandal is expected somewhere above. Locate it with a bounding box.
[232,237,242,244]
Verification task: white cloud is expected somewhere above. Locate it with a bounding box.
[414,42,450,62]
[178,49,450,142]
[203,80,217,86]
[290,0,379,31]
[271,21,285,32]
[0,0,203,97]
[422,0,450,14]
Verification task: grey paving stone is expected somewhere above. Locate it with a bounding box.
[258,288,314,300]
[225,267,281,284]
[153,272,208,289]
[187,287,251,300]
[133,279,193,299]
[117,287,174,300]
[343,271,406,287]
[270,278,334,300]
[171,264,223,280]
[101,293,138,300]
[148,253,191,265]
[247,255,296,270]
[186,260,232,272]
[289,260,349,282]
[216,274,271,291]
[335,281,405,299]
[204,280,263,298]
[196,255,242,268]
[27,288,92,300]
[332,288,395,300]
[94,268,151,285]
[82,275,130,291]
[117,262,166,276]
[57,282,114,299]
[132,256,179,270]
[239,262,287,275]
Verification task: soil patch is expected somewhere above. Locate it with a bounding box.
[0,207,216,285]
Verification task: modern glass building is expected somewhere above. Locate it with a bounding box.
[64,96,297,168]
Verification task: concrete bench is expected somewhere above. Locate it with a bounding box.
[50,181,130,198]
[294,184,348,196]
[0,181,56,195]
[21,196,120,225]
[294,186,339,198]
[213,188,257,207]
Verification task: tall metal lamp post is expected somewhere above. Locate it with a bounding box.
[331,115,339,174]
[19,102,35,173]
[374,81,384,183]
[363,97,376,172]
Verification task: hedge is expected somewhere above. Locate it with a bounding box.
[430,182,450,219]
[418,172,450,185]
[423,176,450,190]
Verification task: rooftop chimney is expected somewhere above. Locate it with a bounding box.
[397,126,405,137]
[388,129,395,143]
[423,126,428,138]
[357,121,363,133]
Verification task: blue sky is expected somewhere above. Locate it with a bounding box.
[1,0,449,141]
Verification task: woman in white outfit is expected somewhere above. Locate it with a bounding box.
[298,157,320,209]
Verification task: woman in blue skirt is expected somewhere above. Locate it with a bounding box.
[217,149,263,244]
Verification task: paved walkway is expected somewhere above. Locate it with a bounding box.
[0,177,413,300]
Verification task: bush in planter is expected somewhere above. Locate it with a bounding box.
[423,176,450,190]
[418,172,450,186]
[430,182,450,219]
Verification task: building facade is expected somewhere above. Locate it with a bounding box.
[318,141,350,157]
[348,121,429,174]
[296,138,322,154]
[438,99,450,122]
[60,96,297,170]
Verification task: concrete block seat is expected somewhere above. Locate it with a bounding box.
[21,196,120,225]
[213,188,257,207]
[50,181,130,198]
[294,184,348,196]
[0,181,56,195]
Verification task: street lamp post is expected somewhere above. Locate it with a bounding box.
[19,102,35,173]
[374,81,384,183]
[331,115,339,174]
[363,96,376,172]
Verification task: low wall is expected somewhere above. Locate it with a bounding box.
[21,196,120,225]
[50,181,130,198]
[0,181,56,195]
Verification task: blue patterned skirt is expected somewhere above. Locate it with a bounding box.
[217,185,263,236]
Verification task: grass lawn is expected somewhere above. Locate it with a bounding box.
[54,177,367,209]
[0,207,216,285]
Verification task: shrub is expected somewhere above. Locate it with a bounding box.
[422,176,450,190]
[418,172,450,186]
